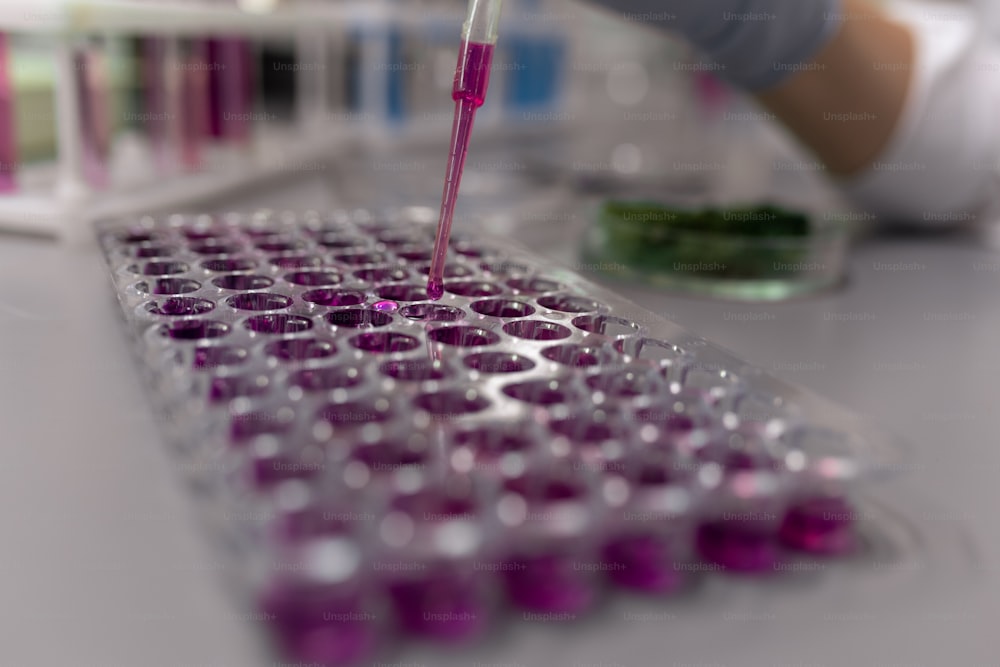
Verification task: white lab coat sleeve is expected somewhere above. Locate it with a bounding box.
[840,1,1000,226]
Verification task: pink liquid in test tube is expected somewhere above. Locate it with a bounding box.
[0,34,17,193]
[427,40,494,301]
[180,40,210,171]
[75,42,112,189]
[141,37,170,171]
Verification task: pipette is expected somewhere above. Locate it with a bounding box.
[426,0,503,300]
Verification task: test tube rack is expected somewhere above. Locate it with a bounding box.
[0,0,570,240]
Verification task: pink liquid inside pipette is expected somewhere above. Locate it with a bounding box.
[427,41,494,300]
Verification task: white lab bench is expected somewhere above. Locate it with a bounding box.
[0,172,997,667]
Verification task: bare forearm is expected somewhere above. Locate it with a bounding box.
[755,0,915,176]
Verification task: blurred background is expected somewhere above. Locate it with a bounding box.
[0,0,834,246]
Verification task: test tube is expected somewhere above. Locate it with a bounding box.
[140,36,170,171]
[180,39,210,170]
[0,33,17,193]
[74,38,112,189]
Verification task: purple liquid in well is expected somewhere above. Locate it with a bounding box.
[202,257,257,272]
[349,333,420,354]
[139,261,189,276]
[375,284,430,302]
[415,263,474,279]
[134,245,175,259]
[193,345,247,369]
[376,229,429,247]
[227,293,293,311]
[779,496,857,555]
[230,410,294,442]
[696,518,780,574]
[391,487,477,519]
[387,571,486,641]
[252,451,323,488]
[453,426,534,458]
[180,226,226,241]
[208,374,270,403]
[395,247,435,262]
[275,506,360,542]
[632,457,692,488]
[373,300,398,313]
[146,278,200,295]
[694,444,766,473]
[352,441,428,470]
[265,338,336,362]
[444,281,503,298]
[271,255,324,270]
[212,274,274,291]
[146,297,214,317]
[503,380,572,406]
[427,42,494,302]
[413,390,490,416]
[380,359,449,382]
[318,399,393,425]
[291,367,363,392]
[256,238,307,253]
[502,552,594,614]
[602,533,685,593]
[190,240,242,256]
[427,326,500,347]
[503,320,572,341]
[243,225,283,239]
[549,417,620,443]
[302,289,366,307]
[118,230,156,244]
[352,267,409,283]
[334,251,387,266]
[399,304,465,322]
[504,471,587,502]
[162,319,229,341]
[463,352,534,374]
[285,271,342,287]
[451,242,497,259]
[470,299,535,318]
[244,314,314,335]
[317,234,367,249]
[325,309,393,329]
[259,584,375,667]
[634,406,699,436]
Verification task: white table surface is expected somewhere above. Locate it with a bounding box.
[1,173,998,667]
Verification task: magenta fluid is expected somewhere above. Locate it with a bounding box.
[75,42,112,189]
[0,34,17,192]
[98,209,891,664]
[427,41,494,301]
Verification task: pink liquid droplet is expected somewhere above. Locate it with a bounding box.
[373,300,398,313]
[426,279,444,301]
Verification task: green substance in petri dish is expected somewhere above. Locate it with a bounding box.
[597,201,812,280]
